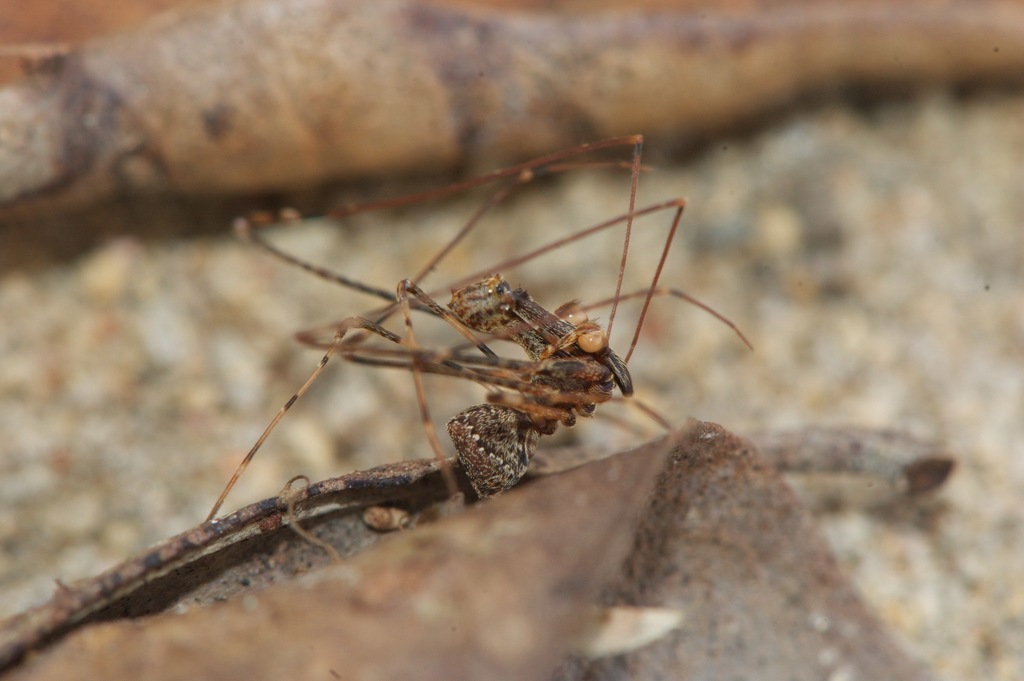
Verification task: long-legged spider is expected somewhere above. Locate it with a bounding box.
[206,135,751,520]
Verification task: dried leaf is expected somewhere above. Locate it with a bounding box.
[564,422,937,681]
[1,423,942,680]
[750,426,956,504]
[3,0,1024,226]
[2,436,673,679]
[0,457,448,667]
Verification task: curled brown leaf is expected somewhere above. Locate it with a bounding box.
[1,423,944,680]
[2,0,1024,224]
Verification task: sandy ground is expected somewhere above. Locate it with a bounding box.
[1,90,1022,680]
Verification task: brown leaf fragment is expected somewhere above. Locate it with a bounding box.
[3,436,675,681]
[902,457,956,496]
[4,0,1024,226]
[2,422,946,680]
[572,606,686,658]
[362,504,414,531]
[564,421,937,681]
[750,426,956,499]
[0,0,189,85]
[0,456,449,672]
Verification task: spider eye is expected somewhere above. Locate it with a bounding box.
[577,330,606,354]
[496,281,511,295]
[562,306,588,326]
